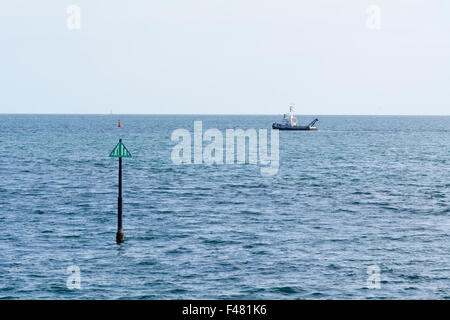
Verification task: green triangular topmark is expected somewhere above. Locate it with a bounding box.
[109,141,132,158]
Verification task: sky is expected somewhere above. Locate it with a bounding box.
[0,0,449,115]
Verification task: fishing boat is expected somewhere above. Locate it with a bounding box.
[272,105,318,130]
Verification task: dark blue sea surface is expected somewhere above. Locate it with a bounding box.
[0,115,449,299]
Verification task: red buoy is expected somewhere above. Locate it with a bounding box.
[118,120,122,128]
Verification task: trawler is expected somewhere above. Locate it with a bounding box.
[272,105,318,130]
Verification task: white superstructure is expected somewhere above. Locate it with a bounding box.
[282,105,298,127]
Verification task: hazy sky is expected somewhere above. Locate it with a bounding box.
[1,0,449,115]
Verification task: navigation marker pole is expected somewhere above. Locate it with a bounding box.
[109,139,132,243]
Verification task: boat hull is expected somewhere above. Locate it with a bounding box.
[272,124,318,130]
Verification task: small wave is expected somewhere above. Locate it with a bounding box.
[201,238,240,245]
[137,260,157,266]
[170,288,188,294]
[271,286,304,295]
[166,247,192,254]
[239,210,262,215]
[327,264,341,270]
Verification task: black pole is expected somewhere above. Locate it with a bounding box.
[118,157,122,230]
[116,140,124,243]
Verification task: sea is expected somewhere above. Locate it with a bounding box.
[0,114,449,299]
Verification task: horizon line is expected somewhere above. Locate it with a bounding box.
[0,113,449,116]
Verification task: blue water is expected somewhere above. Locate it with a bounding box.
[0,115,449,299]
